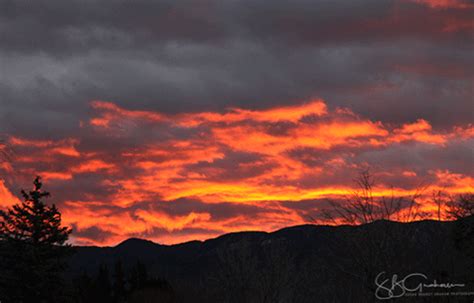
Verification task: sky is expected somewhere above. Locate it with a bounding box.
[0,0,473,246]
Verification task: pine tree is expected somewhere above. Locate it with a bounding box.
[0,176,73,303]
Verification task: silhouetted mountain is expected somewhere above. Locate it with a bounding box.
[116,238,158,249]
[67,217,474,302]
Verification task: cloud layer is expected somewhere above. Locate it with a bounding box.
[0,0,472,245]
[1,99,472,245]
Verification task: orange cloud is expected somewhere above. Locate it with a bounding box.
[433,170,474,192]
[41,172,74,181]
[178,99,327,127]
[0,180,21,208]
[9,136,81,157]
[81,100,472,217]
[392,119,448,144]
[134,209,211,232]
[71,160,116,174]
[91,100,167,123]
[1,99,472,245]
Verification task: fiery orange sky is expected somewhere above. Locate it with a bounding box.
[1,99,472,245]
[0,0,473,245]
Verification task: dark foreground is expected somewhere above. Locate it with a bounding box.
[67,216,474,303]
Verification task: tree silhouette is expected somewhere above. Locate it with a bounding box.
[97,263,112,302]
[314,170,431,301]
[73,263,113,303]
[129,260,148,291]
[447,193,474,219]
[0,176,73,303]
[447,194,474,260]
[113,260,126,302]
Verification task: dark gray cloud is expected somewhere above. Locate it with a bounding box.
[1,0,473,141]
[72,225,118,243]
[134,198,277,221]
[1,0,472,245]
[348,139,474,192]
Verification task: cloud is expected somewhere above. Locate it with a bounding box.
[1,99,472,245]
[409,0,474,9]
[1,0,473,139]
[0,0,472,245]
[0,180,21,208]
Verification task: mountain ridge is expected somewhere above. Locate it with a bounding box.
[81,218,454,249]
[66,217,474,302]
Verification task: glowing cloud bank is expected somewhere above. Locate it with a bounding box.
[1,99,472,245]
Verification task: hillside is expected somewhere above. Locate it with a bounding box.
[68,217,474,302]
